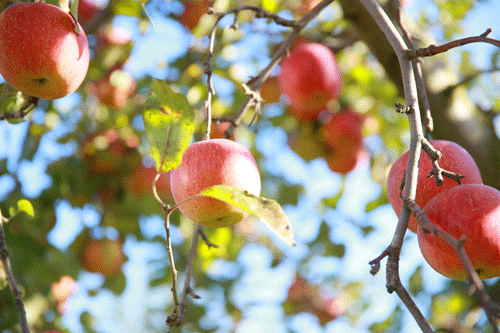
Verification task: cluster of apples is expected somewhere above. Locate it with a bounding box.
[387,140,500,281]
[276,41,365,174]
[0,2,90,100]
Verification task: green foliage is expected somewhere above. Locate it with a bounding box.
[144,80,196,173]
[198,184,295,245]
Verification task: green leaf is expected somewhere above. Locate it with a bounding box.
[199,185,296,246]
[143,80,195,173]
[17,199,35,218]
[69,0,81,35]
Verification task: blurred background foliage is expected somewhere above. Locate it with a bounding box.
[0,0,499,332]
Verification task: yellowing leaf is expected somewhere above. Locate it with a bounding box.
[199,185,296,246]
[143,80,195,172]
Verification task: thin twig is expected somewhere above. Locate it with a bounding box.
[164,213,180,326]
[0,209,30,333]
[406,29,500,59]
[167,225,202,327]
[0,95,38,121]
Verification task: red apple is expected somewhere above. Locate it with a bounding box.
[178,0,211,30]
[320,109,364,150]
[0,3,90,100]
[129,165,172,200]
[418,184,500,280]
[325,147,367,175]
[170,139,261,228]
[81,238,125,277]
[260,76,281,104]
[293,0,322,17]
[90,68,136,108]
[209,122,235,140]
[278,42,342,122]
[387,140,483,233]
[286,276,345,324]
[97,26,132,47]
[78,0,105,26]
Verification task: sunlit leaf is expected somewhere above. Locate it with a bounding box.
[199,185,296,246]
[143,80,195,173]
[17,199,35,218]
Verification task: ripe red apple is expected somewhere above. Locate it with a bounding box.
[170,139,261,228]
[178,0,211,30]
[319,109,365,174]
[278,42,342,122]
[387,140,483,233]
[78,0,105,26]
[81,238,125,277]
[293,0,322,17]
[0,3,90,100]
[260,76,281,104]
[90,68,136,108]
[418,184,500,280]
[320,109,364,149]
[286,276,346,324]
[129,165,172,200]
[209,122,235,140]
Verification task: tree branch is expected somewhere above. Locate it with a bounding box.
[0,209,30,333]
[406,29,500,59]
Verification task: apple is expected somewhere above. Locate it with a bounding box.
[325,147,367,175]
[83,129,126,174]
[81,238,125,277]
[78,0,105,26]
[320,109,364,150]
[0,3,90,100]
[293,0,322,17]
[129,165,172,200]
[170,139,261,228]
[97,26,132,47]
[278,42,342,122]
[319,109,365,174]
[418,184,500,280]
[287,123,326,162]
[178,0,211,30]
[51,275,77,313]
[90,68,136,108]
[260,76,281,104]
[286,276,346,324]
[209,122,235,140]
[387,140,483,233]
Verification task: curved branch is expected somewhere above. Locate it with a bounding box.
[407,29,500,59]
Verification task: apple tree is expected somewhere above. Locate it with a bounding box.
[0,0,500,332]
